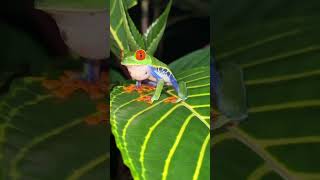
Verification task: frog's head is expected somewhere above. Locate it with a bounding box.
[121,49,152,66]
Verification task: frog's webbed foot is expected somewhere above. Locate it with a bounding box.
[177,81,188,101]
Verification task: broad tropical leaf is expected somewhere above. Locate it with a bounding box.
[212,13,320,180]
[110,49,210,179]
[0,77,109,179]
[144,0,172,55]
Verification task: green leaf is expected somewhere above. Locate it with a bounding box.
[110,0,138,57]
[125,0,138,9]
[0,77,109,179]
[126,13,146,50]
[110,0,144,56]
[110,49,210,179]
[213,14,320,180]
[144,0,172,55]
[169,47,210,74]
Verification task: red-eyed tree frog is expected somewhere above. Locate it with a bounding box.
[121,49,188,103]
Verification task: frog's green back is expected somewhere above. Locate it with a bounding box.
[35,0,109,11]
[150,56,171,71]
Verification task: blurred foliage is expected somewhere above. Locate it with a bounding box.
[212,0,320,179]
[0,22,51,74]
[0,78,109,179]
[0,1,110,179]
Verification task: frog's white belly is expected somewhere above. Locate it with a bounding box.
[126,65,151,81]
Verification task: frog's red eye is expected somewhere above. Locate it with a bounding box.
[135,49,146,60]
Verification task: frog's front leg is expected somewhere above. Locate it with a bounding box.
[136,81,142,88]
[151,79,165,102]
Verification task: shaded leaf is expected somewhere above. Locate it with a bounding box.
[0,23,51,74]
[126,13,146,50]
[213,14,320,180]
[0,77,109,179]
[110,0,137,57]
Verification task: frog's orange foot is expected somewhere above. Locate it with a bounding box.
[42,70,107,100]
[137,85,155,94]
[123,84,136,93]
[137,95,152,104]
[164,96,178,103]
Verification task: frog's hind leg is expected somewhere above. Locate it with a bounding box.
[178,81,188,100]
[143,80,157,87]
[136,81,142,88]
[151,79,165,102]
[170,77,188,101]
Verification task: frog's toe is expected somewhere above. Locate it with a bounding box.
[151,95,159,102]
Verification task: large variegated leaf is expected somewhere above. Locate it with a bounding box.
[110,49,210,179]
[0,77,109,179]
[212,12,320,180]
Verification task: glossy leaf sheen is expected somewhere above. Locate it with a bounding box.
[110,49,210,180]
